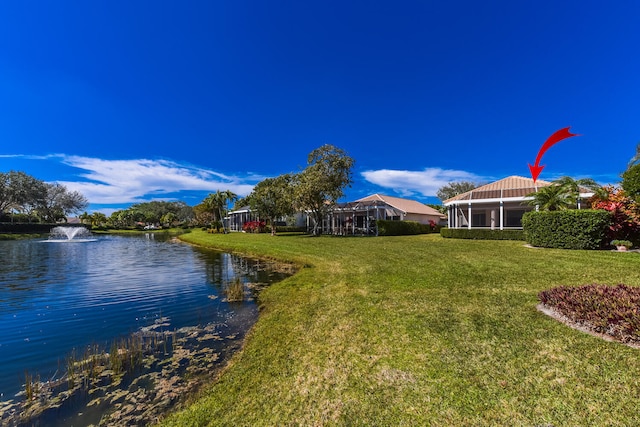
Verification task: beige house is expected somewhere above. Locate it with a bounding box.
[443,176,594,230]
[322,194,446,235]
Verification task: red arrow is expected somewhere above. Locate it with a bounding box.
[528,127,580,183]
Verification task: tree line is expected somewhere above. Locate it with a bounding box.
[0,145,355,234]
[88,144,354,233]
[191,144,354,235]
[242,144,354,235]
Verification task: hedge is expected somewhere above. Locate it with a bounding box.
[522,209,611,249]
[439,228,525,240]
[0,223,64,234]
[376,220,435,236]
[275,226,307,233]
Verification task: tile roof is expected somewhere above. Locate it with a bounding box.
[444,176,553,203]
[356,194,446,218]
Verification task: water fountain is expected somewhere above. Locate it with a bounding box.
[47,226,97,242]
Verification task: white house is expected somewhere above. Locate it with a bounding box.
[443,176,595,230]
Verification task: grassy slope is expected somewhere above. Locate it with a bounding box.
[162,231,640,426]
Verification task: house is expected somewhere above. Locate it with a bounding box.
[227,205,253,232]
[443,176,595,230]
[320,194,446,235]
[227,206,307,232]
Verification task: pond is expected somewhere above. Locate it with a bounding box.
[0,232,293,426]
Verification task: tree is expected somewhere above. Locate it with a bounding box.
[0,171,47,216]
[203,190,238,233]
[160,212,178,227]
[622,163,640,201]
[79,211,92,225]
[108,210,129,228]
[247,174,296,235]
[90,212,108,227]
[175,202,195,224]
[232,197,249,211]
[295,144,354,235]
[426,203,447,214]
[525,184,576,211]
[628,142,640,168]
[193,202,215,227]
[36,183,88,223]
[436,181,477,202]
[525,176,603,211]
[553,176,606,200]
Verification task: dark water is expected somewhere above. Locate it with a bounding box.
[0,233,289,404]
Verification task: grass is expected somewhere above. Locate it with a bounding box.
[225,277,245,302]
[160,230,640,426]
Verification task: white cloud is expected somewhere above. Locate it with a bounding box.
[361,167,485,198]
[53,155,258,204]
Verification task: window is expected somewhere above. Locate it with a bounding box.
[505,210,526,227]
[472,212,486,227]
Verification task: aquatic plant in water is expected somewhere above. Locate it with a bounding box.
[225,277,245,302]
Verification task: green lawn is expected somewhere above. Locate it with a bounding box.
[161,230,640,426]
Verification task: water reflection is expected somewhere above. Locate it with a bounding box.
[0,234,293,425]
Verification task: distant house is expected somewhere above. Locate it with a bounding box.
[227,206,306,232]
[319,194,446,235]
[227,206,253,232]
[229,194,446,235]
[443,176,595,230]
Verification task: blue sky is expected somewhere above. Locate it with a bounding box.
[0,1,638,215]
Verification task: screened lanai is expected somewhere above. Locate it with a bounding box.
[312,194,446,235]
[443,176,595,229]
[316,199,403,236]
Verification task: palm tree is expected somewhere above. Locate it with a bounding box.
[526,184,576,211]
[526,176,604,211]
[554,176,606,200]
[79,211,91,225]
[628,142,640,168]
[91,212,107,227]
[203,190,238,233]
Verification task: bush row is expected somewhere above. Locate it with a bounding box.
[439,228,525,240]
[376,220,436,236]
[522,210,611,249]
[539,284,640,343]
[276,226,307,233]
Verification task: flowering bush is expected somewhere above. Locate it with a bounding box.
[242,221,266,233]
[591,186,640,242]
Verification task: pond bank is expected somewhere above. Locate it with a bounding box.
[161,231,640,426]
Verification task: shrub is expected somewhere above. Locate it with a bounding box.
[591,186,640,243]
[275,225,307,233]
[439,228,525,240]
[522,209,611,249]
[611,239,633,249]
[539,284,640,343]
[376,220,434,236]
[243,221,266,233]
